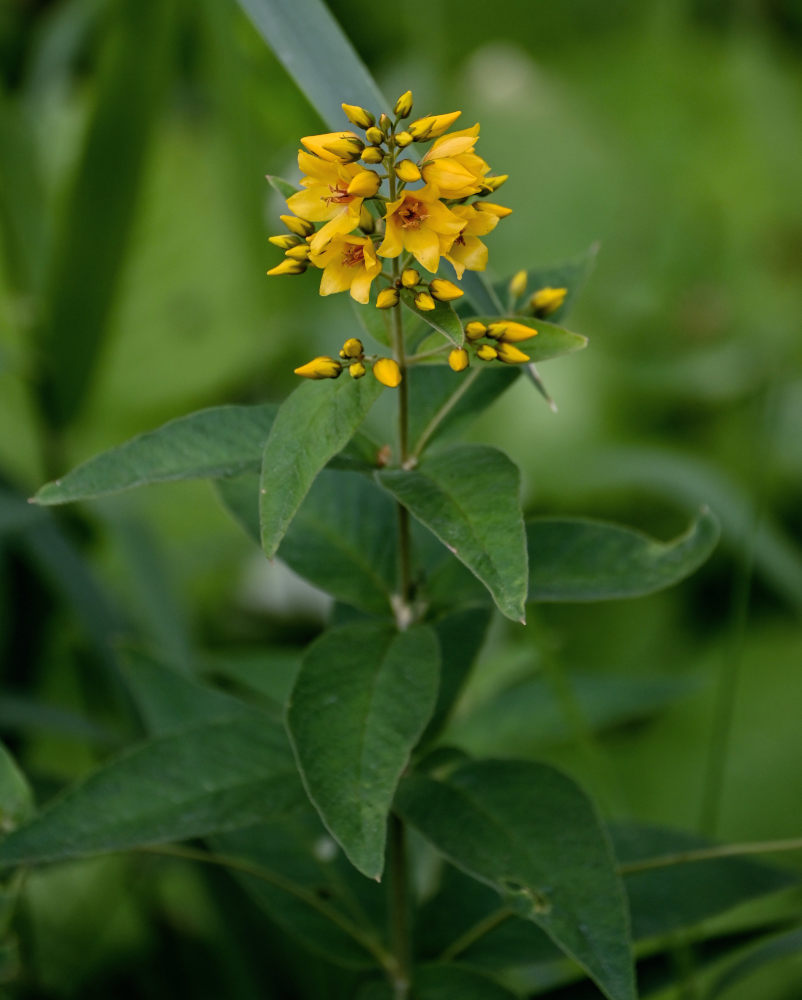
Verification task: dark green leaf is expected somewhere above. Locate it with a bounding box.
[352,298,392,347]
[287,622,440,879]
[237,0,387,129]
[37,0,176,427]
[469,316,587,362]
[266,174,299,198]
[260,376,383,558]
[527,509,720,601]
[358,963,519,999]
[378,444,528,622]
[34,405,277,505]
[397,759,636,1000]
[0,712,303,868]
[215,472,261,543]
[460,270,504,315]
[0,742,34,833]
[402,293,464,347]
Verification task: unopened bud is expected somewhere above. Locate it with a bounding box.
[376,287,400,309]
[359,204,375,233]
[280,214,315,237]
[448,348,469,372]
[530,286,567,316]
[268,234,302,250]
[361,146,384,164]
[340,337,364,358]
[347,170,381,198]
[341,103,375,129]
[508,270,528,299]
[349,361,367,379]
[475,202,512,219]
[495,341,530,364]
[395,131,413,148]
[373,357,402,387]
[465,321,488,341]
[323,136,365,162]
[408,111,461,141]
[285,244,311,261]
[487,320,538,343]
[365,126,384,146]
[401,268,420,288]
[476,344,498,361]
[294,356,342,379]
[379,113,392,133]
[429,278,463,302]
[483,174,508,192]
[395,159,421,183]
[267,258,307,276]
[414,291,436,311]
[394,90,413,119]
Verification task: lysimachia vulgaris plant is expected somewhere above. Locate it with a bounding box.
[0,79,728,1000]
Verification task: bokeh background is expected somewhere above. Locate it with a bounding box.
[1,0,801,996]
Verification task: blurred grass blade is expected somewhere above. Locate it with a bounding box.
[236,0,386,128]
[36,0,176,428]
[528,508,720,602]
[34,404,277,505]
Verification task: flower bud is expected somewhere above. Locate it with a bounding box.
[359,204,375,233]
[487,320,538,343]
[476,344,498,361]
[483,174,508,192]
[340,337,364,358]
[395,159,421,183]
[407,111,461,141]
[280,214,315,237]
[267,258,307,276]
[395,131,413,148]
[349,361,367,379]
[376,287,400,309]
[361,146,384,164]
[341,103,375,129]
[414,291,436,311]
[475,202,512,219]
[448,348,469,372]
[285,244,311,261]
[301,131,360,161]
[464,321,487,341]
[365,126,384,146]
[268,234,302,250]
[394,90,413,119]
[373,357,402,387]
[294,356,342,379]
[508,270,527,299]
[347,170,381,198]
[323,136,365,162]
[429,278,464,302]
[530,286,567,316]
[379,113,392,133]
[495,341,530,364]
[401,268,420,288]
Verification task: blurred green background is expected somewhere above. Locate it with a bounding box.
[1,0,801,996]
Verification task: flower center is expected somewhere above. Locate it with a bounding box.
[397,199,427,230]
[342,244,365,268]
[325,184,352,205]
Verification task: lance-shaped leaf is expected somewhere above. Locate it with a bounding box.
[377,444,528,622]
[402,293,464,347]
[396,759,636,1000]
[0,711,303,869]
[468,316,587,363]
[34,404,277,505]
[237,0,386,129]
[527,508,720,602]
[260,376,383,558]
[286,623,440,879]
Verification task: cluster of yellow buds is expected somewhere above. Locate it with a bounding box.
[447,319,540,371]
[507,270,568,318]
[294,337,402,388]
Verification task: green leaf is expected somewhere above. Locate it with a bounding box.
[397,759,636,1000]
[286,622,440,879]
[527,508,720,602]
[236,0,387,129]
[358,963,519,999]
[708,925,802,999]
[266,174,299,199]
[500,242,599,322]
[470,316,588,362]
[279,469,398,614]
[352,298,392,347]
[402,293,464,347]
[377,444,528,622]
[407,365,518,457]
[36,0,176,427]
[34,404,277,505]
[260,376,383,558]
[460,270,504,316]
[0,712,303,868]
[0,742,34,834]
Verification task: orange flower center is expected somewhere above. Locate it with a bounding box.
[397,198,427,230]
[342,244,365,268]
[325,183,352,205]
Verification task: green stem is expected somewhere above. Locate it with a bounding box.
[388,814,411,999]
[617,835,802,876]
[439,907,513,962]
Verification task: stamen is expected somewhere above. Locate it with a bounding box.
[342,244,365,267]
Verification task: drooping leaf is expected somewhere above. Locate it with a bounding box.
[396,759,636,1000]
[260,376,383,558]
[377,444,528,622]
[286,622,440,879]
[468,316,587,363]
[402,293,464,347]
[527,509,719,601]
[236,0,386,129]
[0,712,303,869]
[34,405,277,505]
[0,742,34,834]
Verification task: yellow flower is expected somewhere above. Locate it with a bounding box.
[464,320,487,341]
[487,320,538,343]
[373,358,402,387]
[429,278,464,302]
[476,344,498,361]
[376,287,400,309]
[287,151,377,253]
[378,186,465,273]
[407,111,462,141]
[294,356,342,379]
[444,203,499,279]
[414,291,436,311]
[420,125,490,199]
[300,131,362,162]
[495,342,531,364]
[267,258,307,276]
[309,234,382,304]
[394,90,414,119]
